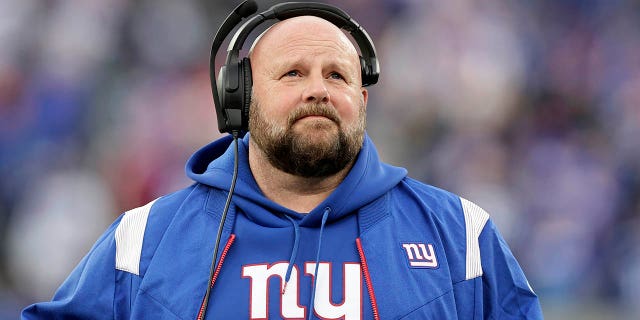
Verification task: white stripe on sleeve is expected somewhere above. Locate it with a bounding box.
[115,199,158,275]
[460,197,490,280]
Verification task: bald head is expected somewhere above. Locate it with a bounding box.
[249,16,362,86]
[251,16,358,51]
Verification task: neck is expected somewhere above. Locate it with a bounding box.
[248,140,352,213]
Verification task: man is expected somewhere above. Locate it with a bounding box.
[23,12,542,320]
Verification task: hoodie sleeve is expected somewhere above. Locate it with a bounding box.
[459,198,543,319]
[21,215,128,319]
[479,219,543,319]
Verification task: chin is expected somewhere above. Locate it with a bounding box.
[295,128,339,146]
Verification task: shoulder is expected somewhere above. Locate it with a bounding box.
[397,177,489,224]
[395,177,491,237]
[393,177,486,225]
[114,183,207,276]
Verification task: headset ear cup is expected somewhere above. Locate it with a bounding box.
[242,57,253,131]
[216,61,244,132]
[359,56,369,85]
[359,56,379,86]
[217,65,227,109]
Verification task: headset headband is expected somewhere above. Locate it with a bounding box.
[227,3,378,66]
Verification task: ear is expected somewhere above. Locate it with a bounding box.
[361,88,368,109]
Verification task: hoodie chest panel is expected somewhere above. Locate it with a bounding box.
[205,211,373,320]
[358,189,468,319]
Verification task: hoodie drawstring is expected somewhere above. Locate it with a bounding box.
[196,234,236,320]
[307,207,331,320]
[356,237,381,320]
[283,214,300,294]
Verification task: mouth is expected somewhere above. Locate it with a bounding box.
[288,104,341,128]
[293,110,339,123]
[292,115,339,131]
[296,115,333,122]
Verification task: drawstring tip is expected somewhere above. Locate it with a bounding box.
[282,282,288,295]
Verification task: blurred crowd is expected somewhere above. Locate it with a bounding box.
[1,0,639,319]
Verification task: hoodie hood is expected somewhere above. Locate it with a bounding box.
[186,132,407,228]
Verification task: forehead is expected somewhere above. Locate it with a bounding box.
[250,16,360,65]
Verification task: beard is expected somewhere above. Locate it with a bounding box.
[249,97,366,178]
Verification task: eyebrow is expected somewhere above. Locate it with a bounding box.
[270,56,357,77]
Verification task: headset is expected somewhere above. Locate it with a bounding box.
[210,0,380,134]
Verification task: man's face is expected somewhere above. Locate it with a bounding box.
[248,17,368,178]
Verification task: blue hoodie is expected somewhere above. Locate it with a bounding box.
[22,133,542,319]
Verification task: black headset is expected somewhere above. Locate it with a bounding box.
[210,0,380,134]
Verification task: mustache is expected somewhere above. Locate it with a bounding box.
[287,103,341,126]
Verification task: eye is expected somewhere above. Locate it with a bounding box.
[284,70,300,77]
[328,72,344,80]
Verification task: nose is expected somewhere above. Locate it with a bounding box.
[302,73,330,103]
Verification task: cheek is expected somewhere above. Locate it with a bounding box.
[252,89,298,124]
[335,92,363,123]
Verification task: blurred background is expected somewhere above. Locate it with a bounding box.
[1,0,639,318]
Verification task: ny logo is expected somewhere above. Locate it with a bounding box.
[401,243,438,268]
[242,262,362,319]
